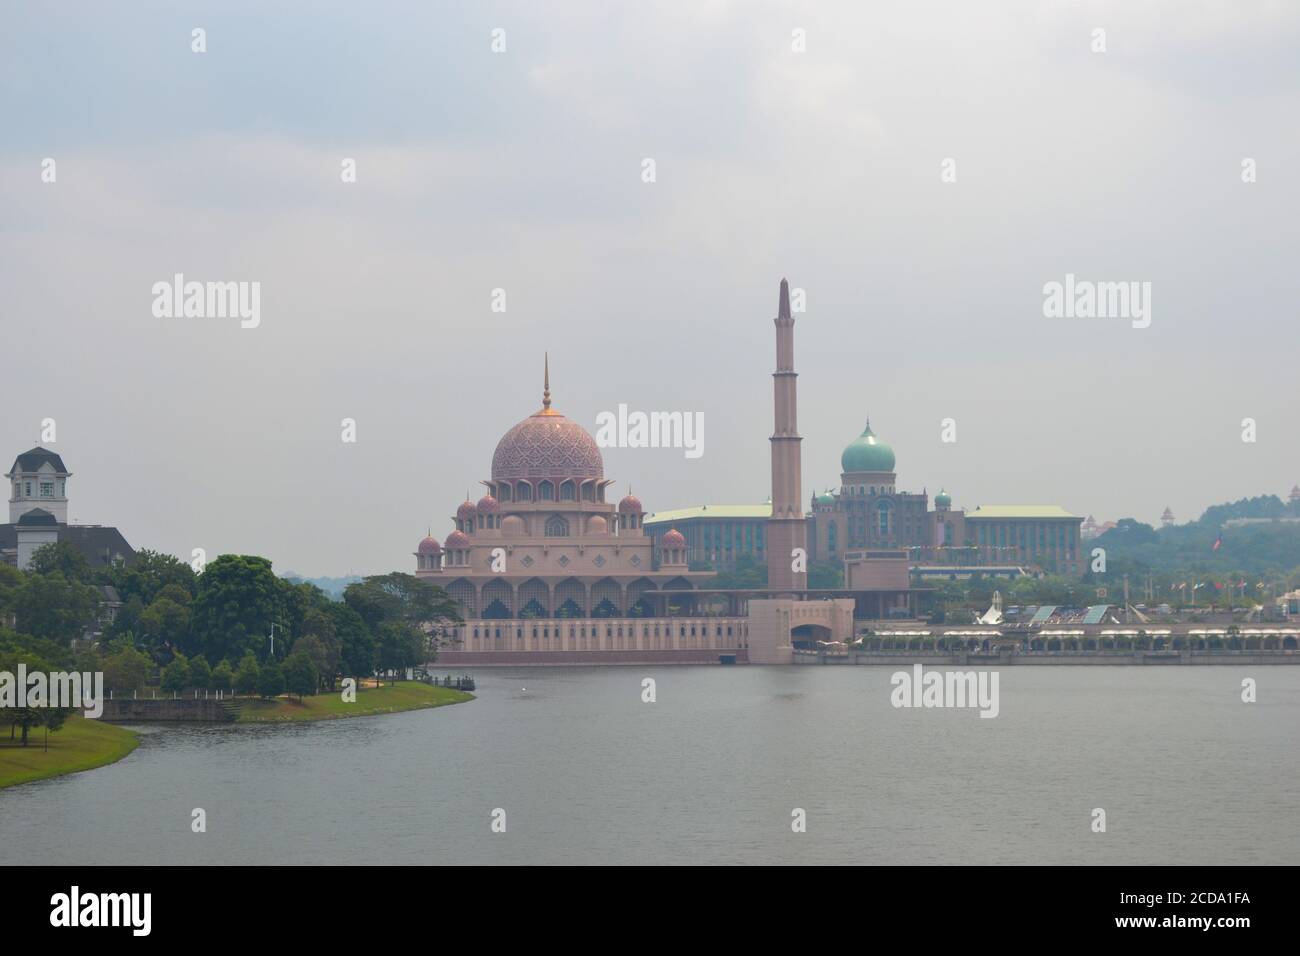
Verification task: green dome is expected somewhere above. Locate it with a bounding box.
[841,420,895,473]
[935,489,951,508]
[815,490,835,506]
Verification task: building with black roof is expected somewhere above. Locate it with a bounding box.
[2,446,135,570]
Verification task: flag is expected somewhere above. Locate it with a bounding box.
[1213,535,1222,551]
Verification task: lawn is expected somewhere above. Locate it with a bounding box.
[0,716,139,790]
[235,681,473,722]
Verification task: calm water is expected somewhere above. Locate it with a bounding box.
[2,666,1297,865]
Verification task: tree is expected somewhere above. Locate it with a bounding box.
[257,661,285,699]
[160,655,190,693]
[292,635,334,691]
[103,642,152,693]
[210,659,234,694]
[27,541,90,582]
[331,602,375,680]
[344,573,461,631]
[283,651,319,699]
[293,610,341,688]
[138,597,191,651]
[190,555,289,664]
[188,655,211,690]
[100,549,197,610]
[0,648,74,747]
[375,621,423,676]
[11,572,100,644]
[234,653,261,696]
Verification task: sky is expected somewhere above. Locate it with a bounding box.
[2,1,1297,576]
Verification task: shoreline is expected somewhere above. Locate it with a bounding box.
[0,716,139,790]
[2,683,472,789]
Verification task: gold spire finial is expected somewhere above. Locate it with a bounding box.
[543,352,551,410]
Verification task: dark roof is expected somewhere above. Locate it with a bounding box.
[0,522,135,568]
[16,508,58,527]
[9,446,68,474]
[59,526,136,566]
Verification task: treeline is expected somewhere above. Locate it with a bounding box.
[1,544,462,732]
[1087,494,1300,586]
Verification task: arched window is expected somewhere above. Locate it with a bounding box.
[498,484,512,502]
[545,514,569,537]
[517,483,532,501]
[560,480,576,501]
[877,500,892,535]
[539,480,555,501]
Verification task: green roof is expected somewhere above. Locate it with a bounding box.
[967,505,1078,520]
[841,421,895,474]
[644,504,772,525]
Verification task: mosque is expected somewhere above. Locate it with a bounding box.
[416,279,1080,664]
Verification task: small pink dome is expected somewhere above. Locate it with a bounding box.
[456,500,477,520]
[445,530,471,549]
[662,528,685,547]
[587,515,608,534]
[618,494,643,513]
[476,495,499,514]
[418,535,442,555]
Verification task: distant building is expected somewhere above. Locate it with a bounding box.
[1161,506,1175,526]
[1,447,134,570]
[647,415,1084,575]
[1081,515,1116,540]
[644,503,770,570]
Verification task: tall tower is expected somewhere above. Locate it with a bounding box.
[767,278,807,593]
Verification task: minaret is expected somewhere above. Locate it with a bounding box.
[767,278,807,593]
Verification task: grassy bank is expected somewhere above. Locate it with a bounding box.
[235,681,473,723]
[0,716,139,790]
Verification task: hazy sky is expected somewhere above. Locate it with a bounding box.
[3,1,1297,576]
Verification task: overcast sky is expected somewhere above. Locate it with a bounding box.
[3,1,1297,577]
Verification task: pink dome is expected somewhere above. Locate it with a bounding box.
[476,495,499,513]
[492,409,603,481]
[662,528,685,547]
[587,515,608,534]
[417,535,441,555]
[456,500,477,521]
[618,494,643,513]
[445,530,471,549]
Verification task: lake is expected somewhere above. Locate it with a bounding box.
[2,666,1296,865]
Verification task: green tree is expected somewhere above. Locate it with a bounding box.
[188,655,212,690]
[210,659,234,694]
[234,653,261,696]
[100,549,197,610]
[103,643,152,692]
[27,541,91,581]
[343,573,461,631]
[283,651,319,699]
[330,602,374,680]
[0,648,75,747]
[257,661,285,699]
[160,655,191,693]
[138,597,191,650]
[12,572,100,644]
[375,621,423,676]
[190,555,289,663]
